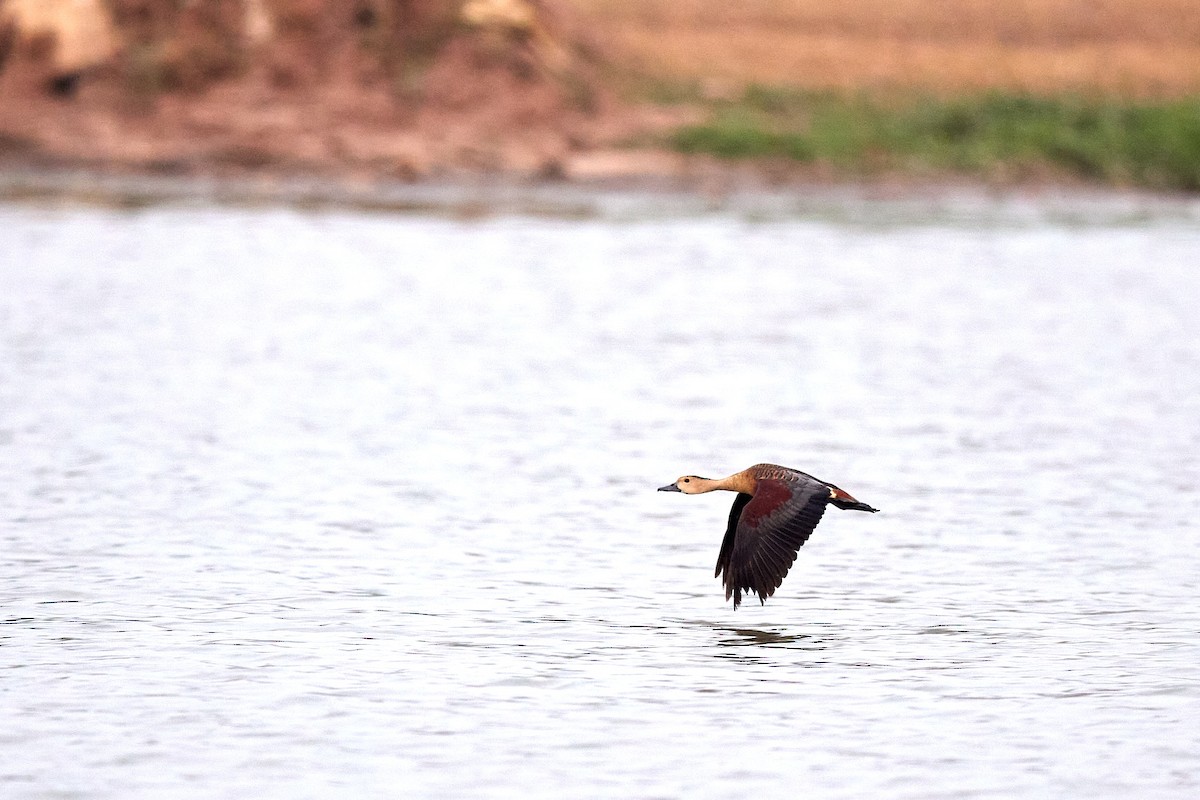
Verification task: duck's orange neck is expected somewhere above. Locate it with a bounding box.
[713,471,757,495]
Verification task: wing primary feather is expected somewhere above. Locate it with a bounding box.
[716,493,752,579]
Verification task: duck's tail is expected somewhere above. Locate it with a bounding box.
[832,498,879,513]
[828,485,879,513]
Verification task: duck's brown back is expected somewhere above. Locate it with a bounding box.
[747,463,823,486]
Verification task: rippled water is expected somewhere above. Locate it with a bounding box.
[2,194,1199,798]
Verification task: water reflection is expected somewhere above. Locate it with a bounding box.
[713,625,821,649]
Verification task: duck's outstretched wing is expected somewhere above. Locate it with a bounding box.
[716,477,829,608]
[714,492,752,583]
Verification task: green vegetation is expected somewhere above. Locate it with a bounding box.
[668,87,1200,190]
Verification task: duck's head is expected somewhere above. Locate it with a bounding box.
[657,475,711,494]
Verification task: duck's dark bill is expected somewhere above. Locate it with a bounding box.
[657,484,682,492]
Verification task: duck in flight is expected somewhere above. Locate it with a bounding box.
[658,463,878,608]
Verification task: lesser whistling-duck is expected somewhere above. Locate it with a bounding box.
[658,463,878,608]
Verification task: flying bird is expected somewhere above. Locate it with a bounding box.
[658,463,878,608]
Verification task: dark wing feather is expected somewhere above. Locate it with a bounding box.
[722,477,829,608]
[715,493,753,579]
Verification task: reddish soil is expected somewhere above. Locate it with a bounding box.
[0,0,678,182]
[3,0,1198,189]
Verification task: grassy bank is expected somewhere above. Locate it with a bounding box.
[668,88,1200,190]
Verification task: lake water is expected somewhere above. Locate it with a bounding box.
[2,189,1199,798]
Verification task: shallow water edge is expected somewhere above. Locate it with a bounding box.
[4,164,1200,225]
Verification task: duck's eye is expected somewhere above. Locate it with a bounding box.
[683,478,690,483]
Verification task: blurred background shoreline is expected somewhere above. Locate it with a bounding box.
[2,0,1200,200]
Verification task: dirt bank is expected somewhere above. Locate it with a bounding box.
[0,0,686,181]
[1,1,1198,191]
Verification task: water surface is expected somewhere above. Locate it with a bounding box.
[2,196,1199,798]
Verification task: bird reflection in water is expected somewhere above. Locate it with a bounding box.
[714,626,825,649]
